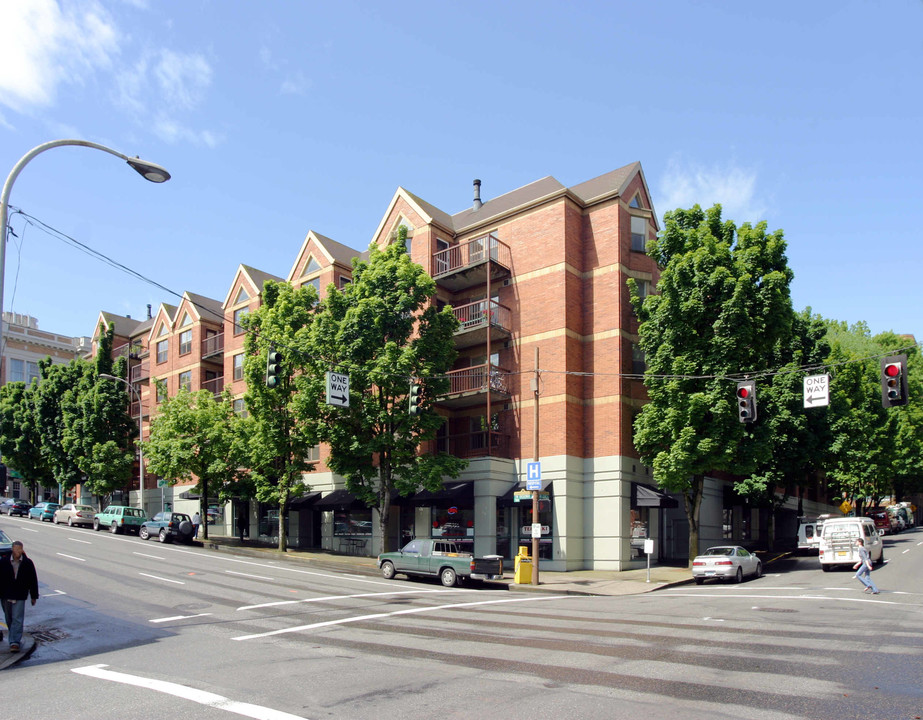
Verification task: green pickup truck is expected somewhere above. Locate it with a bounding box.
[377,538,504,587]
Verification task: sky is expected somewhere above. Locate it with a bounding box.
[0,0,921,347]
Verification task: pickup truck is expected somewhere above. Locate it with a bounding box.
[377,539,504,587]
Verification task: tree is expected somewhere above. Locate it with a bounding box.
[144,388,250,540]
[0,381,52,501]
[242,280,323,551]
[888,336,923,501]
[630,204,795,564]
[306,227,466,552]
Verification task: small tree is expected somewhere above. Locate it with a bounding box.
[0,381,52,501]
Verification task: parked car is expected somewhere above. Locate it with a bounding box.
[0,528,12,559]
[691,545,763,584]
[819,516,884,571]
[94,505,147,534]
[28,502,60,521]
[139,512,194,543]
[53,503,96,527]
[864,509,892,536]
[1,498,33,517]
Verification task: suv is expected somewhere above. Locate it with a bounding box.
[139,512,194,543]
[94,505,147,534]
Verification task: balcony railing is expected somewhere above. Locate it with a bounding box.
[436,431,510,459]
[202,332,224,358]
[453,299,511,332]
[445,364,510,396]
[113,342,144,360]
[431,233,511,278]
[202,376,224,398]
[129,361,150,383]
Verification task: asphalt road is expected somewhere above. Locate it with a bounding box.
[3,515,922,720]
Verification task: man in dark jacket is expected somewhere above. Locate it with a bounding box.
[0,540,39,652]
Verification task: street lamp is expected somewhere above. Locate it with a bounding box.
[0,139,170,373]
[99,373,145,511]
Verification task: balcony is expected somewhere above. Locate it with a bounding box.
[431,233,511,292]
[440,364,511,409]
[202,332,224,359]
[129,361,149,383]
[202,376,224,398]
[437,431,511,460]
[452,299,512,350]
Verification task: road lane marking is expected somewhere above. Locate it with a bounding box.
[902,549,910,554]
[659,592,900,605]
[232,594,570,640]
[226,570,274,581]
[133,552,166,560]
[68,538,92,544]
[16,526,38,532]
[71,665,308,720]
[139,572,185,585]
[150,613,213,623]
[237,588,478,611]
[56,552,86,562]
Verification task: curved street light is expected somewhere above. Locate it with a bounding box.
[0,139,171,371]
[99,373,145,511]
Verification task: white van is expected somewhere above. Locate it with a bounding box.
[818,516,884,571]
[796,516,828,553]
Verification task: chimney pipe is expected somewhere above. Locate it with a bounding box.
[147,304,152,319]
[473,179,482,211]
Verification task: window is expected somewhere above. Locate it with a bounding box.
[306,277,320,294]
[178,371,192,392]
[26,361,40,383]
[156,340,168,364]
[631,343,646,375]
[155,380,167,403]
[306,445,320,462]
[338,276,352,290]
[233,307,249,335]
[631,216,647,252]
[435,238,450,274]
[179,330,192,356]
[233,398,248,418]
[233,353,245,381]
[302,256,321,276]
[629,194,643,209]
[233,287,250,305]
[8,358,24,383]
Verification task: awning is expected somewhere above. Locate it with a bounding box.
[411,481,474,505]
[499,479,553,507]
[632,483,679,509]
[314,489,364,509]
[289,491,322,509]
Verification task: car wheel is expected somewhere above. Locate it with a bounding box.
[381,561,396,580]
[735,567,743,583]
[822,564,831,572]
[440,567,458,587]
[754,562,762,579]
[877,551,885,566]
[110,522,119,534]
[139,527,150,541]
[694,577,704,585]
[159,529,170,543]
[68,517,74,527]
[93,519,100,531]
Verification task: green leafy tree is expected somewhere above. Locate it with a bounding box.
[33,358,89,496]
[888,338,923,501]
[144,388,250,539]
[631,204,795,563]
[0,381,52,501]
[305,227,466,552]
[242,280,323,551]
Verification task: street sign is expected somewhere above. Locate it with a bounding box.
[526,461,541,490]
[326,371,350,407]
[643,538,654,555]
[524,523,548,537]
[804,373,830,408]
[514,491,549,502]
[156,479,168,488]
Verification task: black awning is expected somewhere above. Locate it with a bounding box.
[178,489,218,502]
[499,479,553,506]
[633,483,679,509]
[411,481,474,505]
[314,489,364,509]
[289,491,322,509]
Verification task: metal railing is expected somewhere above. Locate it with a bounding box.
[431,233,511,278]
[445,364,510,395]
[129,361,149,383]
[452,299,511,332]
[202,376,224,397]
[202,332,224,357]
[436,430,510,459]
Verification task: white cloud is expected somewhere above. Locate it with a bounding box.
[658,156,769,224]
[280,71,310,96]
[0,0,120,113]
[153,49,212,110]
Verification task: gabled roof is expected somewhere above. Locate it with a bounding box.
[222,264,284,308]
[370,187,456,248]
[97,311,146,339]
[183,291,224,326]
[568,162,640,204]
[286,231,359,283]
[452,176,567,233]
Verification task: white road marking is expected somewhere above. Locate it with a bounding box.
[238,588,476,611]
[902,549,910,554]
[150,613,213,623]
[660,592,900,605]
[702,617,725,621]
[68,538,92,544]
[72,664,308,720]
[133,552,166,560]
[16,526,38,532]
[232,594,570,641]
[56,552,86,562]
[226,570,274,581]
[44,589,67,597]
[139,572,185,585]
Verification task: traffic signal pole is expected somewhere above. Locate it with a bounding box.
[532,346,540,585]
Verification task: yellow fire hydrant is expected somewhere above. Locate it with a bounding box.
[514,545,532,584]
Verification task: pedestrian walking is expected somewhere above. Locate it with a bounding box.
[192,511,201,540]
[0,540,40,652]
[853,537,879,595]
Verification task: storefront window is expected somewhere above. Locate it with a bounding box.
[630,508,649,558]
[333,508,372,536]
[432,503,474,553]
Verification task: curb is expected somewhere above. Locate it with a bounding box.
[0,633,36,671]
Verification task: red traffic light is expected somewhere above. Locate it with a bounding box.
[884,363,901,378]
[737,387,750,399]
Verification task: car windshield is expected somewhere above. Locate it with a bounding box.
[703,547,735,556]
[0,529,11,543]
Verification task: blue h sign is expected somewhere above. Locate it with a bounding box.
[526,462,541,490]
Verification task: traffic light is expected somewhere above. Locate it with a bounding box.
[880,354,908,408]
[266,346,282,388]
[736,380,757,423]
[408,382,422,415]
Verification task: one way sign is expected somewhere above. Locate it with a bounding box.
[326,371,350,408]
[803,374,830,408]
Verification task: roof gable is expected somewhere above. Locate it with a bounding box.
[222,264,283,308]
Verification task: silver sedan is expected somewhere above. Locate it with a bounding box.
[691,545,762,584]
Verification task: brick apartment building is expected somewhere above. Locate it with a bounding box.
[87,162,834,569]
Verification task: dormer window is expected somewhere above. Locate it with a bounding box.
[629,194,644,209]
[631,216,647,252]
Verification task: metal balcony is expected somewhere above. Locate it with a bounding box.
[431,233,511,292]
[452,299,512,350]
[202,332,224,359]
[202,376,224,398]
[129,361,149,383]
[440,364,510,409]
[436,431,511,459]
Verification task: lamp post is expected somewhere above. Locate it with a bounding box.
[99,373,145,511]
[0,139,170,373]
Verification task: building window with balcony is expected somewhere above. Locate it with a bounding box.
[233,398,248,418]
[233,353,245,381]
[179,371,192,392]
[179,330,192,356]
[631,216,648,252]
[233,307,249,335]
[156,340,168,364]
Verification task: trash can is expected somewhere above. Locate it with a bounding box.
[514,545,532,584]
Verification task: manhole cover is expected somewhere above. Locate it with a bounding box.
[31,627,68,643]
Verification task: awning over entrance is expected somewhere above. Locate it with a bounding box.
[499,479,553,506]
[314,489,364,509]
[288,491,322,509]
[632,483,679,509]
[178,489,218,501]
[410,481,473,505]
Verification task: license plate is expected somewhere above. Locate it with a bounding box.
[704,570,715,576]
[836,552,847,557]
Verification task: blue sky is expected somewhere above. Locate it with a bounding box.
[1,0,920,345]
